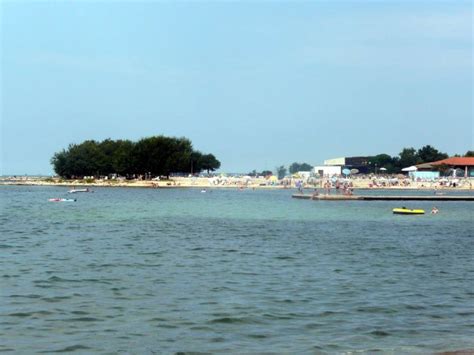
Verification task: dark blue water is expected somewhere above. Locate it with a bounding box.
[1,186,473,353]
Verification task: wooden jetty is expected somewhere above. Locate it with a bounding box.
[292,194,474,201]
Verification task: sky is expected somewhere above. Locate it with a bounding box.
[1,0,472,175]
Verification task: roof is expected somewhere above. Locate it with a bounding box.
[430,157,474,166]
[416,162,434,169]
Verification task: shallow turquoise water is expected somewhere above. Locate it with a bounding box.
[1,186,473,353]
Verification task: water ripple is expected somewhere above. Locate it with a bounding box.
[1,186,473,353]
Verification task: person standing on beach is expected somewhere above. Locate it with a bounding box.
[298,181,304,194]
[325,181,331,195]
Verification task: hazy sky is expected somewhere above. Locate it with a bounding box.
[1,1,472,175]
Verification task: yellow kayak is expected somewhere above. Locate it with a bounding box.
[393,208,425,215]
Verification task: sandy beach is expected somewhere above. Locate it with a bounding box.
[2,176,473,191]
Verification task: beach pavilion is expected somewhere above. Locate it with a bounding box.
[429,157,474,178]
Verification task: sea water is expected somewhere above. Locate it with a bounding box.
[1,186,473,353]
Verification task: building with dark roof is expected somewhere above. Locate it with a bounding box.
[323,156,371,173]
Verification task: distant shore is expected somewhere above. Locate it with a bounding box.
[1,176,473,190]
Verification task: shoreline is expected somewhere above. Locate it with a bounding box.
[1,177,473,191]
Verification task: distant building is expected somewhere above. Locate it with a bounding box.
[315,156,371,176]
[429,157,474,178]
[409,164,440,180]
[405,157,474,180]
[344,157,371,170]
[313,165,341,177]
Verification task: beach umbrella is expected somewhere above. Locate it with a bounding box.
[379,167,387,171]
[402,166,417,172]
[350,168,359,174]
[342,168,351,176]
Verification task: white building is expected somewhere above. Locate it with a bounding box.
[313,157,345,177]
[314,156,370,176]
[313,165,341,177]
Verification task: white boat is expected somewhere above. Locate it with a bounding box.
[68,188,91,193]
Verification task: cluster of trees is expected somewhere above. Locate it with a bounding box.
[51,136,220,179]
[368,145,450,174]
[276,162,313,179]
[366,146,473,174]
[247,169,273,177]
[289,162,313,174]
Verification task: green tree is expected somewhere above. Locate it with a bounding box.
[133,137,164,176]
[398,147,418,169]
[369,154,396,173]
[165,137,194,176]
[464,150,474,157]
[62,141,106,177]
[51,135,219,179]
[417,145,448,164]
[50,149,70,178]
[197,153,221,174]
[131,136,193,177]
[261,170,272,177]
[289,162,313,174]
[299,163,313,171]
[111,140,135,176]
[97,139,136,176]
[276,166,287,179]
[189,151,203,174]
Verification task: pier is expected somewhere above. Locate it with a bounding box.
[292,194,474,201]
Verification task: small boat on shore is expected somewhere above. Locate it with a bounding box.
[48,198,76,202]
[68,188,91,193]
[393,207,425,215]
